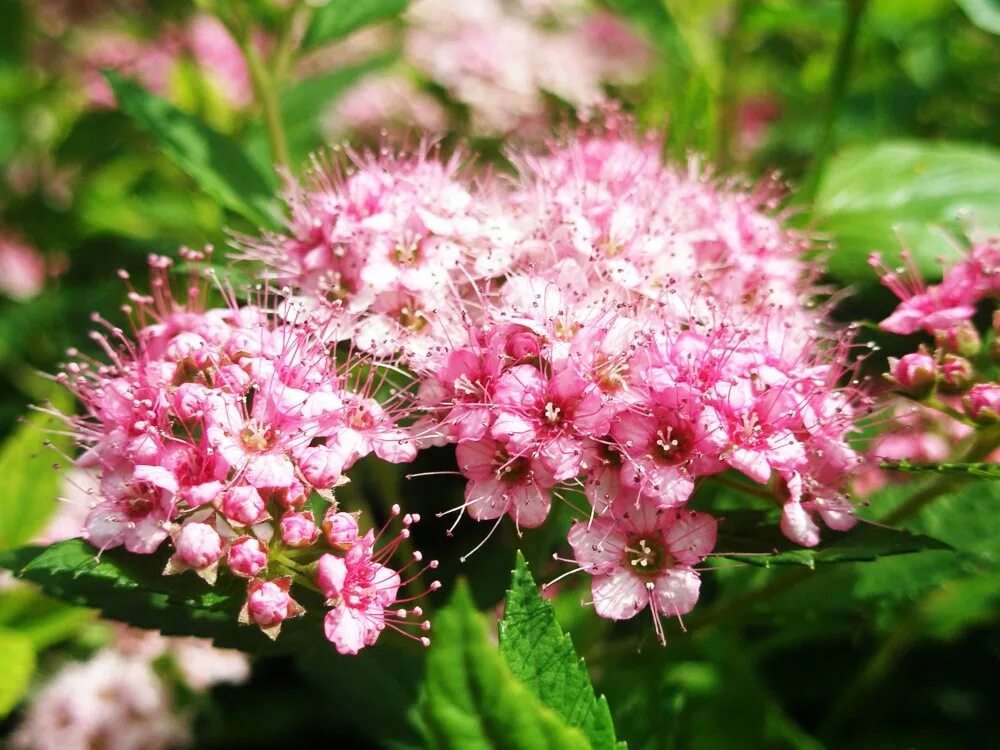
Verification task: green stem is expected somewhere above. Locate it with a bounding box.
[804,0,868,198]
[243,42,291,170]
[273,2,316,84]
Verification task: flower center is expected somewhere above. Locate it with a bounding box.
[623,535,674,577]
[241,418,274,452]
[394,233,421,265]
[544,401,563,425]
[654,424,687,462]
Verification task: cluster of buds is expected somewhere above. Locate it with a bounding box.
[58,251,437,654]
[874,242,1000,427]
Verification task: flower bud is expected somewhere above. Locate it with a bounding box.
[939,354,974,392]
[174,522,223,570]
[279,510,319,548]
[221,486,267,526]
[245,578,296,629]
[323,510,360,547]
[316,553,347,599]
[227,536,268,578]
[934,322,981,358]
[964,383,1000,423]
[299,446,345,488]
[887,352,937,397]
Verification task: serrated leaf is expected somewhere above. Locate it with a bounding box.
[880,459,1000,478]
[0,393,73,551]
[499,553,623,750]
[712,510,951,568]
[420,581,592,750]
[0,539,324,653]
[105,72,280,229]
[303,0,409,49]
[815,140,1000,284]
[0,627,35,717]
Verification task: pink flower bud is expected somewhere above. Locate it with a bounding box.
[316,553,347,599]
[227,536,268,578]
[221,486,267,526]
[964,383,1000,423]
[184,480,223,508]
[323,510,359,547]
[939,354,974,392]
[299,446,345,488]
[246,578,295,628]
[506,331,541,362]
[270,480,307,510]
[888,352,937,397]
[172,382,209,421]
[280,510,319,548]
[934,322,981,357]
[174,522,223,570]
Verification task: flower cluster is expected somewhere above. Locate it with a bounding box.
[59,250,436,654]
[253,118,865,639]
[325,0,648,137]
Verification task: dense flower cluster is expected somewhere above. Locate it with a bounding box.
[58,250,436,654]
[251,118,866,638]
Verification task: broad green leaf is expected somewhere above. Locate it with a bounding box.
[0,539,324,653]
[956,0,1000,33]
[815,140,1000,284]
[712,510,951,568]
[303,0,409,49]
[0,392,73,551]
[105,72,280,229]
[420,581,592,750]
[0,627,35,717]
[499,553,623,750]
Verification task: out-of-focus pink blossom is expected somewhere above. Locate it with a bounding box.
[0,232,47,299]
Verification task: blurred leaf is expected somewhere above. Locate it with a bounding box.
[419,581,592,750]
[105,72,280,229]
[303,0,409,49]
[0,390,72,551]
[498,553,623,750]
[0,627,34,717]
[815,140,1000,284]
[955,0,1000,33]
[713,509,951,568]
[0,539,324,653]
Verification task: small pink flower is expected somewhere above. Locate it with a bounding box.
[227,536,268,579]
[939,354,974,392]
[279,510,319,548]
[455,438,556,528]
[567,490,717,643]
[173,523,223,570]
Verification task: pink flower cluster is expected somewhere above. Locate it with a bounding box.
[60,251,436,654]
[252,119,865,638]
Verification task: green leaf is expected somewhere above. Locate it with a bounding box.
[955,0,1000,33]
[0,392,73,551]
[303,0,409,49]
[420,581,592,750]
[0,539,323,653]
[713,510,952,568]
[105,71,280,229]
[499,553,623,750]
[814,140,1000,284]
[0,627,35,717]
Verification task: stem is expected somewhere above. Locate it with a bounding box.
[243,42,291,170]
[804,0,868,198]
[273,2,316,83]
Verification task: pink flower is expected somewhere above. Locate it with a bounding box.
[455,438,556,528]
[171,522,223,571]
[323,510,360,547]
[220,486,268,526]
[0,232,46,299]
[888,351,937,397]
[965,383,1000,423]
[567,490,717,642]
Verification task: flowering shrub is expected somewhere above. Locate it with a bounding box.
[2,1,1000,748]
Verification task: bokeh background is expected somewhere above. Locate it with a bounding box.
[1,1,999,748]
